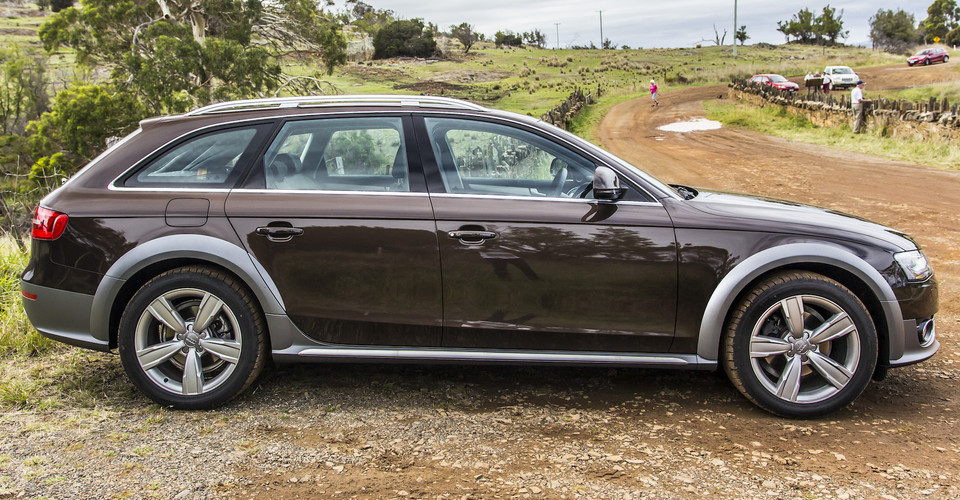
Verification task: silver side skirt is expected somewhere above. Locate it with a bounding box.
[272,345,716,370]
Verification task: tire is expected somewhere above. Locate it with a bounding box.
[118,266,267,409]
[945,56,950,63]
[925,58,931,65]
[721,271,877,418]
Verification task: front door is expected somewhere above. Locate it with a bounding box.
[417,116,678,352]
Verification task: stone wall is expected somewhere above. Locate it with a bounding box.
[540,86,601,130]
[730,80,960,142]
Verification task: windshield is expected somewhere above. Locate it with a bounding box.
[832,67,854,74]
[914,50,931,56]
[768,75,788,83]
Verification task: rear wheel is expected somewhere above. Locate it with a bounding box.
[118,266,267,409]
[722,271,877,418]
[945,55,950,63]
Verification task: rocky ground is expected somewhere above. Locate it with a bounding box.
[2,62,959,499]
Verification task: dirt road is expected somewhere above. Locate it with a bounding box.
[4,64,960,500]
[593,61,960,496]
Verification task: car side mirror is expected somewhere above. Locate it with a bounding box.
[593,166,627,200]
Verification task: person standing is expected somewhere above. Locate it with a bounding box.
[649,79,659,107]
[851,80,871,133]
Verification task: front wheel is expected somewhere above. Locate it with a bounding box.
[118,266,267,409]
[722,271,877,418]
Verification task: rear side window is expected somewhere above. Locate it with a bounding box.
[124,126,265,188]
[260,117,408,192]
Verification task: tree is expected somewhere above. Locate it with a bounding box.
[777,8,816,43]
[49,0,73,12]
[869,8,919,52]
[812,5,848,45]
[777,6,846,45]
[38,0,347,115]
[0,47,47,136]
[27,83,146,177]
[523,29,547,48]
[701,24,727,47]
[450,22,479,53]
[947,25,960,45]
[735,25,750,45]
[921,0,959,42]
[373,19,437,59]
[494,30,523,48]
[345,0,395,36]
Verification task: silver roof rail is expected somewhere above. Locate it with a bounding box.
[185,95,488,116]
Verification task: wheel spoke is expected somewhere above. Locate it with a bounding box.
[750,336,792,358]
[182,347,204,395]
[780,296,806,337]
[147,296,187,335]
[807,351,853,390]
[136,340,185,370]
[194,293,225,333]
[200,338,241,364]
[775,356,803,402]
[808,312,855,345]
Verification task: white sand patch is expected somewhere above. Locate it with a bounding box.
[657,118,722,132]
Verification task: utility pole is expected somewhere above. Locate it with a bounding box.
[555,22,561,50]
[598,10,604,49]
[733,0,738,57]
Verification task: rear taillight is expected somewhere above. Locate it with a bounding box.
[31,206,69,240]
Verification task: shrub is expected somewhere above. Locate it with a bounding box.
[373,19,437,59]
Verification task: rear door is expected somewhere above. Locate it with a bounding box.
[226,114,442,346]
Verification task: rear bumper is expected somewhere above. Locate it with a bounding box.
[20,281,107,352]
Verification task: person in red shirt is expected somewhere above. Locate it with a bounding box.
[650,79,659,107]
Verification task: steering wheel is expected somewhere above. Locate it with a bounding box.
[549,166,568,197]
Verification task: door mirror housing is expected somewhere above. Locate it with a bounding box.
[593,166,627,200]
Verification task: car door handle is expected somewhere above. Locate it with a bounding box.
[448,230,497,241]
[256,226,304,239]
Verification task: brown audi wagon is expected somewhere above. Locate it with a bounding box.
[21,96,938,417]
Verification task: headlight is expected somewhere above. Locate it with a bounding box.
[895,250,933,281]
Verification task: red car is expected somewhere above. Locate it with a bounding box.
[908,47,949,66]
[749,74,800,92]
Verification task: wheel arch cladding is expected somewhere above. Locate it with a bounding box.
[90,234,285,349]
[696,243,902,362]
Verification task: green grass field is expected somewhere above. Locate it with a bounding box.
[704,100,960,169]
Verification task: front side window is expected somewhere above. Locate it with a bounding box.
[126,126,262,187]
[424,117,594,199]
[261,117,408,192]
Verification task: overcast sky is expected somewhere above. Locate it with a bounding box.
[332,1,936,48]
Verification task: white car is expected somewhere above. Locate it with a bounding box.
[823,66,859,90]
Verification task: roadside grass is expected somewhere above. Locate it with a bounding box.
[0,233,177,412]
[887,80,960,103]
[0,234,52,357]
[704,100,960,169]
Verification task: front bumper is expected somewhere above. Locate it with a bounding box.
[887,317,939,367]
[20,281,107,352]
